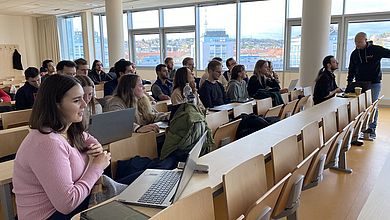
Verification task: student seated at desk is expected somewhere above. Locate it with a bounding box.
[15,67,40,110]
[13,74,111,220]
[226,64,249,102]
[75,75,103,129]
[88,60,112,85]
[151,64,173,101]
[199,60,228,108]
[104,74,169,133]
[171,67,205,113]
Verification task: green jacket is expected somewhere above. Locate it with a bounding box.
[160,103,214,160]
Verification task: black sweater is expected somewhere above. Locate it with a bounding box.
[247,75,281,98]
[348,41,390,83]
[313,69,338,105]
[198,80,227,108]
[15,82,38,110]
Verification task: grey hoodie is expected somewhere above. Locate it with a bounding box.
[227,79,249,102]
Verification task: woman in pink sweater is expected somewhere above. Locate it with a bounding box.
[13,74,111,220]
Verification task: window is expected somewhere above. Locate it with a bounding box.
[123,13,130,60]
[132,10,159,29]
[199,4,236,69]
[92,15,108,67]
[288,0,343,18]
[166,32,195,67]
[345,0,390,14]
[58,15,84,60]
[93,15,102,62]
[163,7,195,27]
[345,21,390,69]
[240,0,285,70]
[134,34,161,66]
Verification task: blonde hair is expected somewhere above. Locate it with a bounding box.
[136,95,155,125]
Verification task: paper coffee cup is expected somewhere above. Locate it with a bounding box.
[355,87,362,95]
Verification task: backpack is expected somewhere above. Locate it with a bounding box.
[235,113,280,139]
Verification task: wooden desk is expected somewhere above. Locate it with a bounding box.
[208,100,256,112]
[0,160,14,220]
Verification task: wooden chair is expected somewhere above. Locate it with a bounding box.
[350,111,366,145]
[279,99,298,119]
[243,173,292,220]
[0,126,29,159]
[154,102,169,112]
[95,90,104,99]
[365,89,372,107]
[256,98,273,116]
[1,109,32,129]
[233,103,253,118]
[264,104,283,118]
[281,93,289,104]
[272,148,318,220]
[205,110,229,135]
[301,121,321,160]
[348,97,359,122]
[321,111,338,144]
[150,187,215,220]
[271,135,300,184]
[95,83,104,91]
[223,154,268,220]
[213,119,242,150]
[290,90,303,101]
[357,93,367,113]
[109,132,157,179]
[336,104,349,132]
[293,95,310,114]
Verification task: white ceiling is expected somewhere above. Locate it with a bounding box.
[0,0,212,16]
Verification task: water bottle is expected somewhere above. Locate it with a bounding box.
[183,83,195,103]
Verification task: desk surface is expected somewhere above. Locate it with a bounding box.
[0,160,13,185]
[208,100,256,112]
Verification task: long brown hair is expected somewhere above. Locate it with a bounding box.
[173,67,195,94]
[29,74,86,152]
[75,74,97,114]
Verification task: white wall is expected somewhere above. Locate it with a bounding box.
[0,14,39,78]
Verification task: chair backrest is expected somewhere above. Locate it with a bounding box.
[109,132,157,179]
[301,121,321,159]
[223,154,268,220]
[279,99,299,119]
[233,103,253,118]
[95,83,104,91]
[336,104,349,132]
[325,121,354,167]
[281,93,289,104]
[348,98,359,122]
[272,149,318,219]
[365,89,372,107]
[213,119,242,150]
[322,111,338,144]
[357,93,366,113]
[154,102,169,112]
[150,187,215,220]
[271,135,300,184]
[265,104,283,118]
[206,110,229,135]
[290,90,303,101]
[0,126,29,158]
[256,98,273,116]
[1,109,32,129]
[244,173,292,220]
[293,95,310,114]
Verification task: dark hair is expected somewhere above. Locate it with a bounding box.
[74,58,88,69]
[212,57,223,62]
[253,59,268,76]
[207,60,222,72]
[92,60,103,71]
[164,57,173,64]
[114,59,131,78]
[56,60,77,71]
[173,67,190,92]
[231,65,245,80]
[40,67,47,73]
[42,60,53,69]
[29,74,86,152]
[115,74,139,108]
[182,57,193,66]
[315,55,335,82]
[226,57,235,67]
[155,64,167,74]
[24,67,39,79]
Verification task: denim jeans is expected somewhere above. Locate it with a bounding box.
[369,83,381,131]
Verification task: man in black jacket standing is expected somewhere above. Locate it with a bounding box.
[348,32,390,139]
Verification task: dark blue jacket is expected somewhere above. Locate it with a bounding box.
[151,78,173,101]
[15,82,38,110]
[104,78,118,97]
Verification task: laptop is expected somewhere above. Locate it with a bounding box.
[288,79,299,91]
[87,108,135,145]
[116,132,207,208]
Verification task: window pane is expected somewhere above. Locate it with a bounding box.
[288,0,343,18]
[93,15,102,62]
[163,6,195,27]
[101,16,109,67]
[345,0,390,14]
[132,10,159,29]
[166,32,195,67]
[289,24,338,68]
[58,16,84,60]
[134,34,160,66]
[123,13,129,60]
[345,21,390,69]
[240,0,285,71]
[199,4,236,70]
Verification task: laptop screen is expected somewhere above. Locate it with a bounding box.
[172,132,207,202]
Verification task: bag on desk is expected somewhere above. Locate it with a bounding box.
[89,175,128,207]
[235,113,280,139]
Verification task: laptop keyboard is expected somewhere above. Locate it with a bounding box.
[138,171,181,205]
